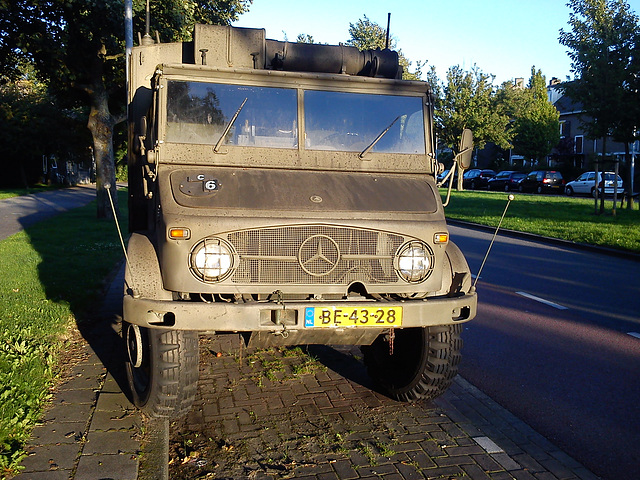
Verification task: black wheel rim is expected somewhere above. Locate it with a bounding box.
[126,324,152,401]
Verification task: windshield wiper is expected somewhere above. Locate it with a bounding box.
[213,97,248,153]
[359,115,401,159]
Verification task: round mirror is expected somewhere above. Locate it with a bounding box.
[456,128,473,170]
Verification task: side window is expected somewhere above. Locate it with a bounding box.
[587,173,595,181]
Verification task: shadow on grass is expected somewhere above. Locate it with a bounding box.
[18,188,132,402]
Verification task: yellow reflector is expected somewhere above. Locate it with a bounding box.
[169,228,191,240]
[434,233,449,244]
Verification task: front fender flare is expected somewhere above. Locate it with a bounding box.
[125,233,172,301]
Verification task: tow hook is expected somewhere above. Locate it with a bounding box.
[272,290,290,338]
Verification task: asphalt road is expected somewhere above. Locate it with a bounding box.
[0,184,97,240]
[449,224,640,480]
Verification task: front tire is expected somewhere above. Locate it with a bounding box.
[124,324,199,418]
[362,325,463,402]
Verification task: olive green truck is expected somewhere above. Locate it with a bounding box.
[124,24,476,418]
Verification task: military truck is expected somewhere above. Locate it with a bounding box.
[125,24,477,418]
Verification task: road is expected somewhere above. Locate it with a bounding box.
[0,184,97,240]
[449,223,640,479]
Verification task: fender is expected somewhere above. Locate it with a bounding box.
[125,233,172,301]
[445,241,473,295]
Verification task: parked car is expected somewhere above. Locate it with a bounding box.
[462,169,496,190]
[437,168,458,184]
[518,170,565,194]
[565,171,624,197]
[487,171,526,191]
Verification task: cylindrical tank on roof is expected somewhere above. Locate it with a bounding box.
[265,40,401,79]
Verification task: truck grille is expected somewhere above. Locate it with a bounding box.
[226,226,408,285]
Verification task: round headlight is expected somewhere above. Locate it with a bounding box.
[395,241,433,283]
[190,238,234,282]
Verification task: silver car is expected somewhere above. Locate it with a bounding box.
[565,171,623,197]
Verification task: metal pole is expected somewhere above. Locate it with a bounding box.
[125,0,133,104]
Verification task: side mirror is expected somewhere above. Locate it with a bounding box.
[139,116,148,136]
[455,128,473,170]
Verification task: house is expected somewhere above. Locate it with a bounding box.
[547,78,639,179]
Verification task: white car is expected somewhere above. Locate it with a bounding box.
[565,171,623,197]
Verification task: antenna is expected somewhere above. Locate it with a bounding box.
[473,194,515,288]
[385,13,391,49]
[141,0,154,45]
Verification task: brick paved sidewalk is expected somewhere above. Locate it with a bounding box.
[167,336,600,480]
[13,264,142,480]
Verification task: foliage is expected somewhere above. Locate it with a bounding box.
[296,33,315,44]
[559,0,640,212]
[0,189,128,477]
[0,68,90,188]
[346,15,425,80]
[0,0,252,218]
[430,65,512,152]
[559,0,640,141]
[498,68,561,164]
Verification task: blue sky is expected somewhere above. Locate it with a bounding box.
[234,0,640,85]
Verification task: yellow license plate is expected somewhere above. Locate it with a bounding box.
[304,306,403,328]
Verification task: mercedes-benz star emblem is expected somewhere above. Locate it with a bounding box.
[298,235,340,276]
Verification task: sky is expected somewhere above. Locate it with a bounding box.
[234,0,640,85]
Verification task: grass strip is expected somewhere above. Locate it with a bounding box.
[0,189,127,477]
[442,190,640,253]
[0,185,66,201]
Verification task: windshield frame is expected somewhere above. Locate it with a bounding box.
[155,66,433,174]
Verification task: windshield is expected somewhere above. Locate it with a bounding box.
[164,80,426,154]
[304,91,425,154]
[165,81,297,148]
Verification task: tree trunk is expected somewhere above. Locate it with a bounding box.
[625,142,635,210]
[599,137,606,215]
[86,63,118,219]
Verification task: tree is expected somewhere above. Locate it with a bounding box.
[499,68,560,165]
[0,64,89,188]
[429,65,512,188]
[1,0,252,218]
[559,0,640,212]
[296,33,315,44]
[346,15,425,80]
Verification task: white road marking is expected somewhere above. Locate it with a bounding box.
[628,332,640,340]
[516,291,569,310]
[473,436,504,454]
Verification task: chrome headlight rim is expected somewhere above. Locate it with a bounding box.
[394,240,434,283]
[189,237,236,283]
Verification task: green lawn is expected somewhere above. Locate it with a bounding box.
[442,190,640,254]
[0,190,127,478]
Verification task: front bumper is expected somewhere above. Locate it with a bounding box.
[123,290,477,335]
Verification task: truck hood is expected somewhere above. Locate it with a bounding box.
[169,167,438,214]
